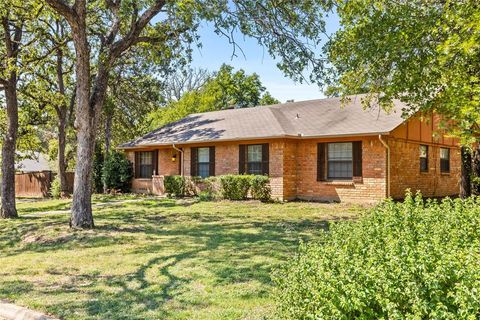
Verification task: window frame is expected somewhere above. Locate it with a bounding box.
[138,151,154,179]
[246,144,264,175]
[420,145,429,172]
[191,146,215,178]
[440,147,450,173]
[326,142,354,180]
[197,147,211,178]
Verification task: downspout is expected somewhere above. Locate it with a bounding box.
[378,135,391,198]
[172,144,184,176]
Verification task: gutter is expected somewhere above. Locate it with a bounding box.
[378,134,390,198]
[118,131,392,150]
[172,144,184,176]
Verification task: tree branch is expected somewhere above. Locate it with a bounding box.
[110,0,166,57]
[44,0,75,23]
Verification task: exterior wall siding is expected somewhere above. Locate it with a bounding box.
[124,116,460,202]
[292,136,387,203]
[388,138,460,199]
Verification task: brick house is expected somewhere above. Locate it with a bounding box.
[119,95,460,202]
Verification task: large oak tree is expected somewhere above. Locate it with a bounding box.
[44,0,332,228]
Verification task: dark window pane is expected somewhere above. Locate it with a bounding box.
[198,163,210,178]
[420,145,428,172]
[247,162,262,175]
[328,161,353,179]
[138,152,153,178]
[327,143,353,179]
[420,158,428,172]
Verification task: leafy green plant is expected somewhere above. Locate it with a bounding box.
[250,175,271,201]
[101,151,133,193]
[219,175,253,200]
[164,175,187,198]
[49,176,61,199]
[273,192,480,319]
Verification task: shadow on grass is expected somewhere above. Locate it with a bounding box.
[0,201,342,319]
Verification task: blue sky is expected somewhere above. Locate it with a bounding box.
[190,14,340,103]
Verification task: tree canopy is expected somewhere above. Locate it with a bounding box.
[148,64,280,129]
[326,0,479,144]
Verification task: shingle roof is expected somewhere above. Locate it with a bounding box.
[119,95,407,148]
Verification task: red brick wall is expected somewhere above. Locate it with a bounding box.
[126,148,180,194]
[183,140,285,199]
[389,139,460,199]
[292,136,387,203]
[124,126,460,201]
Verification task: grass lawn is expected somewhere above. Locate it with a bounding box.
[0,196,366,319]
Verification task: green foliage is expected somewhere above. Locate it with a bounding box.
[92,144,104,194]
[148,64,279,128]
[49,176,61,199]
[328,0,480,145]
[164,175,187,198]
[259,91,281,105]
[101,151,133,193]
[196,177,221,201]
[219,175,253,200]
[273,192,480,319]
[250,175,271,202]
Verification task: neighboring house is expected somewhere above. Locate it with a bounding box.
[119,95,460,202]
[15,152,51,172]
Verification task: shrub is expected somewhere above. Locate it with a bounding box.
[219,175,253,200]
[197,177,221,201]
[101,151,133,193]
[92,144,104,193]
[50,176,61,199]
[164,175,187,197]
[273,192,480,319]
[250,175,271,201]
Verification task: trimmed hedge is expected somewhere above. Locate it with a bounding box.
[273,192,480,319]
[164,174,271,201]
[250,175,271,201]
[219,175,252,200]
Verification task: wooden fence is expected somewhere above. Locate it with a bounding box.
[15,171,74,198]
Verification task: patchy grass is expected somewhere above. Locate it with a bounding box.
[0,197,366,320]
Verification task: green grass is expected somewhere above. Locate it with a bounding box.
[0,196,365,319]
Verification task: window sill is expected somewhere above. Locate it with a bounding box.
[135,178,153,181]
[322,180,355,186]
[440,172,451,176]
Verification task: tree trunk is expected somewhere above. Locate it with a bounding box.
[57,111,68,197]
[0,78,19,219]
[460,146,472,199]
[69,13,94,228]
[473,146,480,195]
[103,112,112,193]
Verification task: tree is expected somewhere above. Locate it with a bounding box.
[325,0,480,197]
[44,0,331,228]
[0,1,26,218]
[163,67,210,102]
[22,16,75,197]
[149,64,279,128]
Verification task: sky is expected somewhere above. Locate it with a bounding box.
[189,14,340,103]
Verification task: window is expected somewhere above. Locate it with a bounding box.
[247,144,263,174]
[191,147,215,178]
[138,151,153,178]
[440,148,450,173]
[197,147,211,178]
[327,142,353,179]
[420,145,428,172]
[239,144,269,175]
